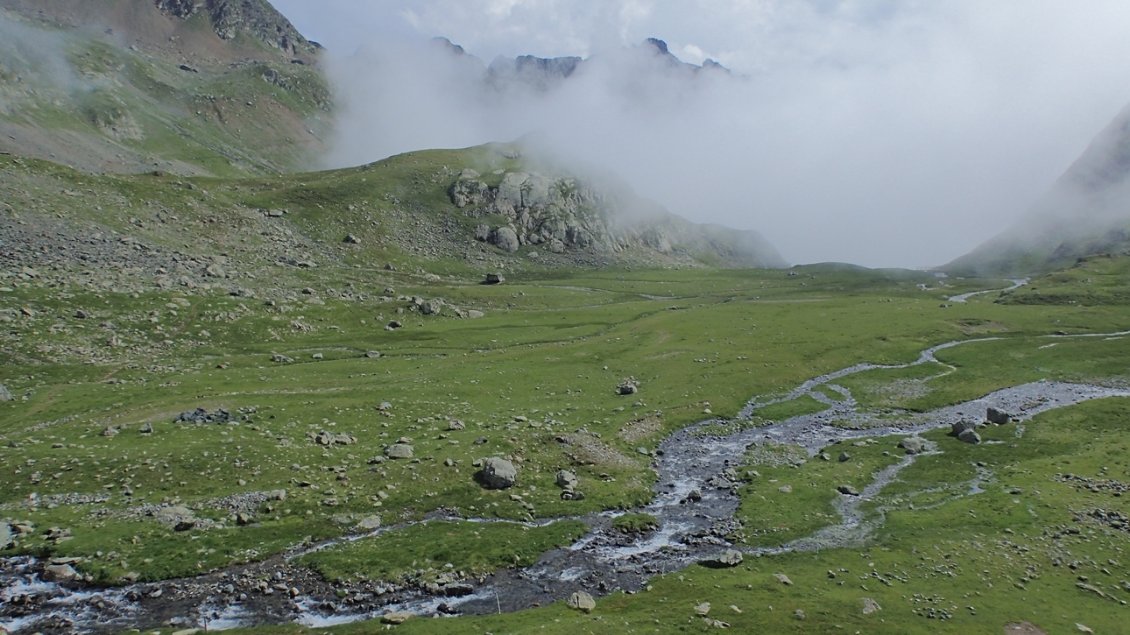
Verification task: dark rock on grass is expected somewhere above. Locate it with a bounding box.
[617,378,640,395]
[386,320,403,330]
[836,484,860,496]
[476,456,518,489]
[958,428,982,445]
[950,420,977,436]
[343,233,361,244]
[483,272,505,285]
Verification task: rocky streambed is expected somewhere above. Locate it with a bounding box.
[3,331,1129,633]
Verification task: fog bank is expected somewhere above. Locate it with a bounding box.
[277,0,1130,268]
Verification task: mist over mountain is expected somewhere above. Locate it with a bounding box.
[948,103,1130,275]
[288,0,1130,268]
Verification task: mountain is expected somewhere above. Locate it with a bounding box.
[946,103,1130,275]
[0,0,331,176]
[440,36,731,95]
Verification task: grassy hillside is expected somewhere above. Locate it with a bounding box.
[0,1,331,176]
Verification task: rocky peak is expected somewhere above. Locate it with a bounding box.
[154,0,318,55]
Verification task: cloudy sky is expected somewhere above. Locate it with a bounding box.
[272,0,1130,268]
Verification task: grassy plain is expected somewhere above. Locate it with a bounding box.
[4,159,1130,631]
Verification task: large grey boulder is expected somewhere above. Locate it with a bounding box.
[489,227,520,252]
[555,469,579,491]
[0,384,11,401]
[567,590,596,613]
[898,437,926,454]
[478,457,518,489]
[385,443,414,459]
[957,428,982,445]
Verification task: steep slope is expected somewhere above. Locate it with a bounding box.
[946,103,1130,275]
[0,0,330,176]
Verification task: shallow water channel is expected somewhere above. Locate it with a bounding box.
[3,330,1129,633]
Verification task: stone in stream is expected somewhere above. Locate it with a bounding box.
[477,457,518,489]
[567,590,596,613]
[898,437,926,454]
[958,428,982,445]
[43,563,79,582]
[986,407,1012,424]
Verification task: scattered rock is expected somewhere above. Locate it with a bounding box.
[312,431,356,446]
[774,573,793,586]
[555,469,579,490]
[381,611,412,625]
[861,597,882,615]
[617,378,640,396]
[958,428,982,445]
[477,456,518,489]
[987,407,1012,424]
[710,549,743,567]
[695,602,712,616]
[899,437,926,454]
[951,420,977,436]
[1075,624,1094,634]
[139,422,154,434]
[175,407,233,424]
[365,350,382,359]
[271,353,294,363]
[1003,621,1048,635]
[356,515,382,531]
[567,590,596,613]
[385,443,414,459]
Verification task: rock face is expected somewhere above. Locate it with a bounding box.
[154,0,320,55]
[478,457,518,489]
[449,167,785,268]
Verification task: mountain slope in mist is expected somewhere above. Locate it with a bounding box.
[947,103,1130,275]
[0,0,330,176]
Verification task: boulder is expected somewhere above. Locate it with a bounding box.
[714,549,744,567]
[958,428,982,445]
[617,379,639,395]
[986,407,1012,424]
[555,469,579,490]
[951,420,977,436]
[489,227,520,252]
[567,590,596,613]
[483,273,505,285]
[0,522,13,549]
[43,563,79,582]
[837,484,860,496]
[774,572,793,586]
[862,597,882,615]
[478,457,518,489]
[385,443,414,459]
[356,515,382,531]
[343,233,361,244]
[381,611,413,625]
[898,437,926,454]
[0,384,12,401]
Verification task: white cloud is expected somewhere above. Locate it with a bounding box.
[273,0,1130,267]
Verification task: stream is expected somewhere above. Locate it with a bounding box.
[3,329,1129,633]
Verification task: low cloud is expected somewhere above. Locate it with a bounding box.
[295,0,1130,267]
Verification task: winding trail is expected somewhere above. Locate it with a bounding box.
[3,329,1129,633]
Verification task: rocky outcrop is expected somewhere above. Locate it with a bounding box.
[449,167,785,268]
[155,0,320,55]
